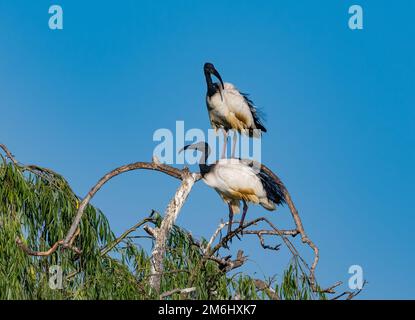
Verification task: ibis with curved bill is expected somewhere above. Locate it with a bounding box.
[204,62,267,158]
[180,142,286,238]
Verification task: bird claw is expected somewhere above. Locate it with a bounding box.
[222,228,234,249]
[236,223,245,239]
[222,229,244,248]
[223,237,232,249]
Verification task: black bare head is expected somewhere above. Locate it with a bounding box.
[179,141,212,175]
[180,142,211,160]
[203,62,216,74]
[203,62,224,97]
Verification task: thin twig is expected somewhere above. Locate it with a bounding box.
[332,281,367,300]
[100,218,154,256]
[256,232,281,251]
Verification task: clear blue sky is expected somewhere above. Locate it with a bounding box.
[1,1,414,299]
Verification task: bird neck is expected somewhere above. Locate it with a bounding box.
[199,163,211,177]
[198,149,211,176]
[204,72,216,97]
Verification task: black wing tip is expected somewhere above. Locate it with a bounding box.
[241,93,267,134]
[256,122,267,133]
[259,168,287,206]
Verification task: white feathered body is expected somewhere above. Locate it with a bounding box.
[202,158,276,213]
[206,83,263,137]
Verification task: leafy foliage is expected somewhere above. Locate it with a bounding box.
[0,157,326,300]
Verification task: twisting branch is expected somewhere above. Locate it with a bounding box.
[8,154,198,256]
[256,232,281,251]
[63,162,190,245]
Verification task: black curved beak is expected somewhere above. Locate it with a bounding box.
[211,68,225,101]
[179,144,192,154]
[211,69,224,90]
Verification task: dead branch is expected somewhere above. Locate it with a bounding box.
[332,281,367,300]
[203,219,298,255]
[143,225,157,238]
[320,281,342,294]
[256,232,281,251]
[205,250,247,272]
[63,162,194,245]
[204,221,228,253]
[149,171,198,293]
[160,287,196,299]
[208,217,299,256]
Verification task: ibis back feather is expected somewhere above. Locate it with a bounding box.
[202,158,286,212]
[206,82,267,137]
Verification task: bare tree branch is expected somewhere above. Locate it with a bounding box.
[63,162,193,246]
[320,281,342,294]
[10,158,198,257]
[149,171,198,292]
[204,221,228,253]
[160,287,196,299]
[205,250,247,273]
[256,232,281,251]
[331,280,367,300]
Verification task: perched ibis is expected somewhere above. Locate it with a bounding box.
[180,142,286,237]
[203,62,267,158]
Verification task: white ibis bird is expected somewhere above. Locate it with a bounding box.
[204,62,267,158]
[180,142,286,237]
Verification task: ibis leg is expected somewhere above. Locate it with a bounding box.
[227,203,234,235]
[221,129,228,159]
[231,131,238,158]
[223,203,234,249]
[239,200,248,232]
